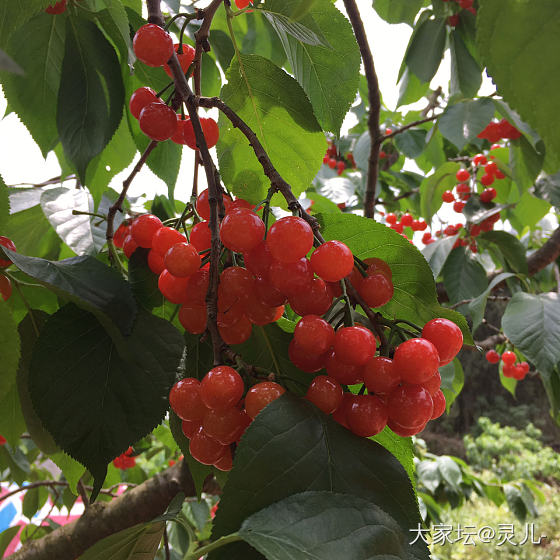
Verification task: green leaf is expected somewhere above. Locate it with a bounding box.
[498,360,517,398]
[509,192,550,230]
[99,0,135,67]
[240,491,410,559]
[318,212,472,344]
[217,54,325,205]
[419,162,460,227]
[201,52,222,98]
[405,18,446,83]
[128,248,165,310]
[394,129,427,159]
[468,272,517,331]
[209,394,429,560]
[422,235,459,280]
[4,250,137,336]
[477,0,560,169]
[0,0,54,49]
[0,13,66,155]
[438,99,494,150]
[502,292,560,421]
[0,48,23,74]
[16,311,59,455]
[509,136,544,193]
[442,247,488,306]
[0,174,8,231]
[439,359,464,412]
[79,522,165,560]
[372,426,415,486]
[0,382,26,448]
[260,10,330,46]
[397,67,430,108]
[373,0,424,26]
[478,231,527,274]
[535,171,560,208]
[0,304,20,402]
[449,31,482,98]
[57,16,124,182]
[29,304,182,499]
[436,456,462,493]
[0,527,20,558]
[51,452,86,495]
[265,0,361,132]
[23,486,47,520]
[169,411,214,499]
[416,461,441,493]
[504,484,527,521]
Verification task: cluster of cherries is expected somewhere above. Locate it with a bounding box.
[45,0,80,14]
[322,141,356,176]
[485,349,530,381]
[112,447,136,470]
[0,236,16,302]
[444,0,477,26]
[477,119,522,143]
[129,24,219,146]
[384,212,428,236]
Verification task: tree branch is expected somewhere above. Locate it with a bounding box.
[381,113,441,142]
[472,333,507,351]
[341,0,381,219]
[527,226,560,275]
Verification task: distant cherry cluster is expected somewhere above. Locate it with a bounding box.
[485,349,530,381]
[322,141,356,176]
[445,0,477,27]
[0,236,16,302]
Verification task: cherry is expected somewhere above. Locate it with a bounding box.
[254,276,287,307]
[218,314,252,345]
[393,338,440,384]
[501,351,516,366]
[246,300,284,325]
[164,242,200,277]
[0,275,12,301]
[185,268,209,304]
[518,361,530,375]
[266,216,314,263]
[400,213,413,227]
[453,201,465,213]
[139,102,178,141]
[130,215,163,248]
[189,427,227,465]
[347,395,388,437]
[178,303,207,334]
[288,339,327,373]
[421,371,441,396]
[123,235,138,258]
[502,363,516,378]
[310,241,354,282]
[147,250,165,275]
[387,383,433,428]
[385,213,397,224]
[171,117,192,145]
[169,378,208,422]
[220,209,265,253]
[305,376,343,414]
[456,183,470,194]
[113,223,130,249]
[200,366,244,411]
[430,390,446,420]
[472,154,487,166]
[269,257,314,297]
[357,272,394,308]
[390,222,404,233]
[422,233,433,244]
[244,241,274,280]
[332,393,358,428]
[442,191,455,203]
[190,221,212,252]
[196,189,232,221]
[45,0,67,14]
[456,168,470,182]
[214,448,233,471]
[129,87,159,119]
[447,14,460,27]
[325,350,363,385]
[294,315,335,355]
[183,117,220,150]
[163,43,195,77]
[181,419,200,439]
[217,300,245,329]
[333,326,376,366]
[480,174,495,187]
[133,24,174,67]
[363,357,400,395]
[152,226,186,255]
[422,318,463,365]
[388,419,426,437]
[244,381,286,419]
[158,270,189,303]
[288,277,332,317]
[0,237,16,267]
[480,187,497,202]
[218,266,254,305]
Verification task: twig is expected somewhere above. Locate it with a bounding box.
[472,333,507,351]
[527,226,560,276]
[382,113,441,142]
[7,175,76,188]
[341,0,380,219]
[449,295,510,309]
[77,478,90,509]
[375,188,419,206]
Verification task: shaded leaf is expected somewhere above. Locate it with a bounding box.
[439,359,464,412]
[405,18,446,82]
[442,247,488,306]
[419,162,460,225]
[438,99,494,150]
[422,235,459,280]
[0,304,20,403]
[449,31,481,98]
[373,0,424,26]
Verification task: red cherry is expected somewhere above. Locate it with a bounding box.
[388,419,426,437]
[333,326,376,366]
[305,376,343,414]
[288,277,332,316]
[363,357,400,395]
[163,43,195,77]
[390,222,404,233]
[332,393,358,429]
[456,168,470,182]
[113,223,130,249]
[196,189,232,221]
[480,174,495,187]
[393,338,440,384]
[139,102,178,141]
[218,314,252,345]
[244,241,274,281]
[200,366,244,411]
[0,275,12,301]
[151,226,186,255]
[484,161,499,175]
[220,209,265,253]
[422,233,433,244]
[130,214,163,248]
[385,213,397,225]
[185,268,209,304]
[190,221,212,252]
[178,304,207,334]
[203,406,247,445]
[421,371,442,396]
[218,266,254,306]
[480,187,497,202]
[246,300,284,325]
[123,235,138,258]
[456,183,470,194]
[501,351,516,366]
[269,257,314,297]
[181,419,200,439]
[347,395,388,437]
[447,14,460,26]
[244,382,286,419]
[266,216,314,264]
[169,378,208,422]
[472,154,487,166]
[133,24,174,67]
[189,427,227,465]
[310,241,354,282]
[214,448,233,471]
[45,0,67,14]
[164,242,200,277]
[485,349,500,364]
[442,190,455,203]
[430,390,446,419]
[453,201,465,213]
[254,276,287,307]
[325,350,364,385]
[171,117,192,145]
[147,250,165,275]
[294,315,335,355]
[0,236,16,267]
[158,270,189,303]
[422,318,463,365]
[357,273,394,308]
[183,117,220,150]
[129,87,159,119]
[288,339,327,373]
[387,383,434,428]
[400,213,413,227]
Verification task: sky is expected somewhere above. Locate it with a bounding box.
[0,1,491,205]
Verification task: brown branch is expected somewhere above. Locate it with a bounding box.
[381,113,441,142]
[6,462,201,560]
[342,0,381,219]
[472,333,507,351]
[527,226,560,275]
[375,188,419,206]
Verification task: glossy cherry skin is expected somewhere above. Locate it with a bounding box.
[200,366,244,411]
[392,338,440,384]
[305,375,343,414]
[133,24,174,67]
[421,318,463,366]
[244,381,286,419]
